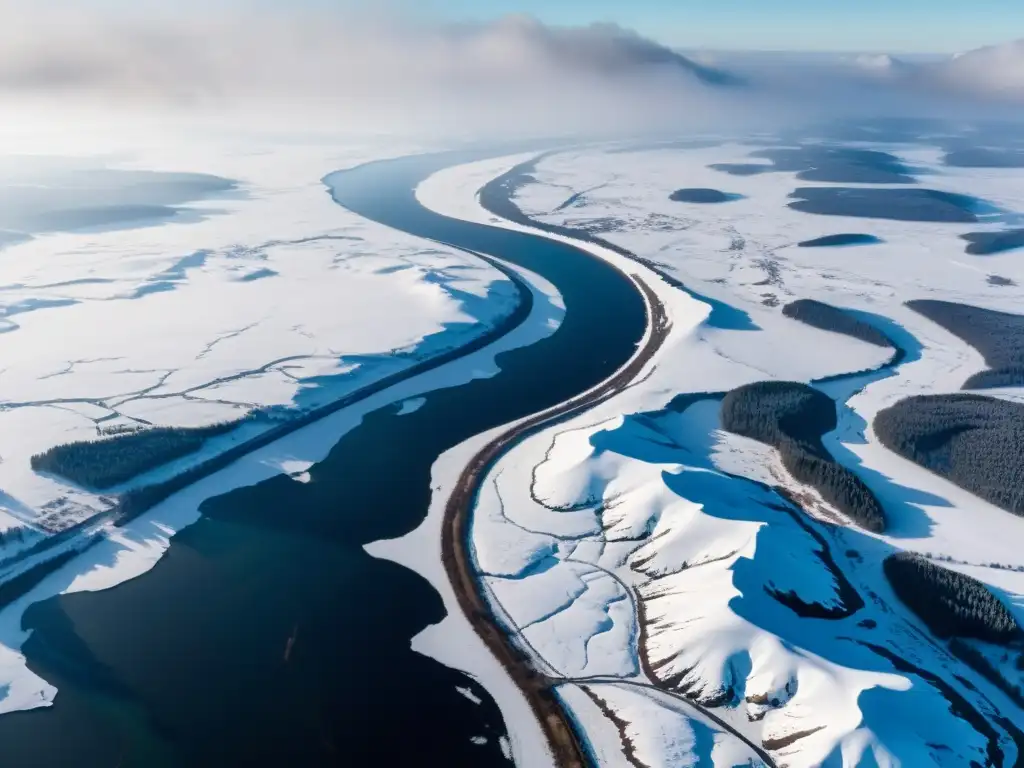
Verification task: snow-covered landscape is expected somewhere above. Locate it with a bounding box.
[0,134,525,536]
[0,128,564,719]
[3,119,1024,766]
[0,3,1023,765]
[400,135,1024,765]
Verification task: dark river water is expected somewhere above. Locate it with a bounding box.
[0,149,646,766]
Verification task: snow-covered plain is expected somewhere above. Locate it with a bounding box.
[0,132,522,536]
[0,131,572,721]
[4,126,1024,767]
[429,138,1024,765]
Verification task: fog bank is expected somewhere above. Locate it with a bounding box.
[0,4,1018,139]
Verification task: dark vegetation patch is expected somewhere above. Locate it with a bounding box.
[884,552,1022,644]
[944,148,1024,168]
[0,548,81,611]
[907,299,1024,389]
[782,299,894,349]
[963,230,1024,256]
[108,242,538,527]
[720,381,886,532]
[669,188,740,204]
[713,146,915,183]
[988,274,1016,287]
[633,394,866,620]
[788,188,981,223]
[797,233,882,248]
[707,163,770,176]
[237,267,279,282]
[762,725,827,751]
[874,394,1024,516]
[31,420,246,489]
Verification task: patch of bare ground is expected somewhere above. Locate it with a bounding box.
[580,687,650,768]
[634,584,780,766]
[762,725,827,751]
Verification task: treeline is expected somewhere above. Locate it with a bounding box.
[721,381,836,448]
[884,552,1021,644]
[798,234,881,248]
[0,547,81,611]
[750,146,916,184]
[874,394,1024,516]
[782,299,893,349]
[32,420,245,489]
[669,188,733,204]
[103,271,536,528]
[0,527,27,546]
[720,381,886,532]
[907,299,1024,389]
[962,229,1024,256]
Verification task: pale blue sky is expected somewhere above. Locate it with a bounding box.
[407,0,1024,53]
[76,0,1024,54]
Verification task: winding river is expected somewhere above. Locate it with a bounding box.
[0,150,646,765]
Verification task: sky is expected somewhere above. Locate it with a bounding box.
[410,0,1024,54]
[1,0,1020,132]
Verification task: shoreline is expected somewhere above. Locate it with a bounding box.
[0,152,567,723]
[109,240,536,528]
[420,142,1024,766]
[441,270,669,766]
[0,146,660,759]
[445,152,774,765]
[0,183,538,595]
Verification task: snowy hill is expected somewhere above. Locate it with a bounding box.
[415,138,1024,766]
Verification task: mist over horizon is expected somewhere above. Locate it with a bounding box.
[0,4,1022,768]
[0,3,1019,140]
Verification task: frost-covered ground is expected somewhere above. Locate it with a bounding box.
[439,139,1024,765]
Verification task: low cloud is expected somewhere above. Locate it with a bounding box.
[0,4,1017,138]
[937,39,1024,101]
[0,8,747,134]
